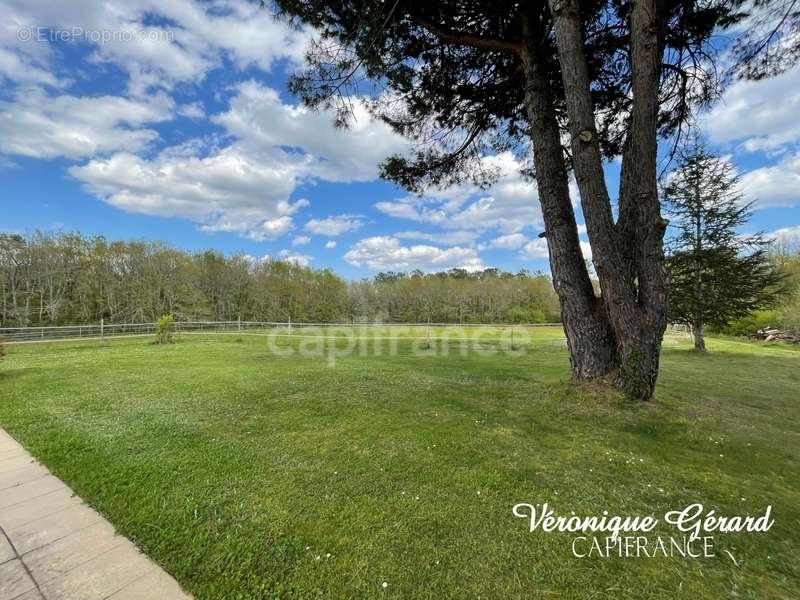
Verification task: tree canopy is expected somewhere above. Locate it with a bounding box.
[281,0,735,189]
[0,232,559,327]
[663,143,784,350]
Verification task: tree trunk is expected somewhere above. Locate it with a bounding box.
[692,178,704,352]
[520,14,617,379]
[548,0,668,400]
[692,318,706,352]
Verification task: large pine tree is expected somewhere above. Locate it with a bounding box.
[273,0,792,399]
[663,143,783,351]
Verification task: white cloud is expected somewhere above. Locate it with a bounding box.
[739,152,800,208]
[344,236,484,272]
[704,65,800,152]
[278,249,312,267]
[304,215,364,236]
[767,225,800,251]
[58,77,408,240]
[62,79,408,240]
[0,47,58,86]
[375,152,543,234]
[0,87,173,159]
[485,233,527,250]
[0,155,19,169]
[394,230,478,245]
[177,101,205,119]
[0,0,312,89]
[292,235,311,247]
[520,237,591,261]
[70,146,309,240]
[520,238,550,260]
[324,240,337,249]
[213,81,409,182]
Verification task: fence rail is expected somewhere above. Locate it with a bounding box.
[0,320,563,344]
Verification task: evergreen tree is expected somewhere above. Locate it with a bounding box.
[273,0,772,399]
[663,143,783,351]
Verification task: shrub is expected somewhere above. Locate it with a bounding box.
[718,309,779,336]
[155,314,175,344]
[775,291,800,335]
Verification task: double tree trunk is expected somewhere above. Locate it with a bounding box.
[520,0,669,400]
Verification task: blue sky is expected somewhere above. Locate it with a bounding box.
[1,1,799,279]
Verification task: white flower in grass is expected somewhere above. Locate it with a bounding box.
[382,581,389,589]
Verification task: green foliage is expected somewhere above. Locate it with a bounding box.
[663,142,783,333]
[277,0,739,191]
[1,232,561,327]
[715,248,800,336]
[772,252,800,335]
[719,309,780,336]
[155,314,175,345]
[361,268,560,324]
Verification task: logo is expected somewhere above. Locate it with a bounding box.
[512,502,774,558]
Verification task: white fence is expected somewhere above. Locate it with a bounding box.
[0,320,562,344]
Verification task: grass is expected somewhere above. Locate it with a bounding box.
[1,327,799,599]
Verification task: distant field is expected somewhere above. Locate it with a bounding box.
[1,328,799,599]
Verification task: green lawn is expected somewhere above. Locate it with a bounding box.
[1,328,799,599]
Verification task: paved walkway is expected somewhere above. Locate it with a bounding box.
[0,428,192,600]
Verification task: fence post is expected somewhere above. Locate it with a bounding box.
[288,315,292,336]
[238,316,241,332]
[100,317,104,341]
[427,316,431,346]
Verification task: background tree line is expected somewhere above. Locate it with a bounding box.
[2,230,796,333]
[0,232,560,327]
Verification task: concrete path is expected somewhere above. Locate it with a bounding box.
[0,428,192,600]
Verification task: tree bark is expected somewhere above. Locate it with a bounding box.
[547,0,668,400]
[692,173,705,352]
[520,13,617,379]
[692,318,706,352]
